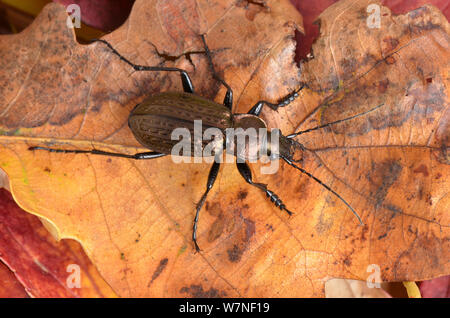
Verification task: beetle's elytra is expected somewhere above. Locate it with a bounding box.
[129,92,233,155]
[29,34,364,252]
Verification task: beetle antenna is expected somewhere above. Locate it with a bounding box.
[286,103,384,139]
[281,156,364,225]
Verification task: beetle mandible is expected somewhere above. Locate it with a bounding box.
[29,34,364,252]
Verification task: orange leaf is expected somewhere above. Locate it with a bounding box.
[0,0,448,297]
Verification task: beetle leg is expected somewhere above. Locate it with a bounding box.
[193,161,221,252]
[29,146,166,160]
[236,161,293,216]
[92,39,194,94]
[200,35,233,110]
[248,83,308,116]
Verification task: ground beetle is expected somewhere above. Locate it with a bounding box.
[30,34,365,252]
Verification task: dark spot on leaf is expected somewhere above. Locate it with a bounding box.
[378,233,387,240]
[206,201,220,216]
[179,284,226,298]
[148,258,168,287]
[244,218,255,242]
[413,164,429,177]
[378,79,389,93]
[227,244,242,263]
[384,204,402,216]
[343,257,351,266]
[237,190,248,200]
[383,37,399,52]
[366,160,403,209]
[208,212,225,242]
[360,225,369,242]
[227,216,256,263]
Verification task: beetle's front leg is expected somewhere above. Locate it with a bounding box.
[236,160,293,216]
[200,35,233,110]
[92,39,195,94]
[247,83,308,116]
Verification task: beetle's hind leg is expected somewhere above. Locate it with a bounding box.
[193,160,221,252]
[236,161,293,216]
[91,39,194,94]
[248,83,308,116]
[200,35,233,110]
[29,146,166,160]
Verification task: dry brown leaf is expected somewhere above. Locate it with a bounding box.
[0,0,448,297]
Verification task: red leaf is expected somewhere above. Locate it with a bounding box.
[420,275,450,298]
[53,0,134,31]
[0,189,116,297]
[0,261,28,298]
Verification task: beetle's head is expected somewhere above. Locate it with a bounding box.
[265,129,304,162]
[230,114,304,162]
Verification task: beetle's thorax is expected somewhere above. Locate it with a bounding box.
[228,114,295,161]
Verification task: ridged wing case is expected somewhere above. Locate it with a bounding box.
[128,92,232,156]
